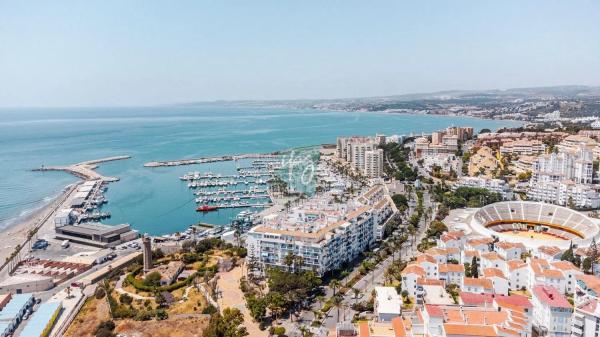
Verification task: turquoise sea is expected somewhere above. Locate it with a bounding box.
[0,105,520,235]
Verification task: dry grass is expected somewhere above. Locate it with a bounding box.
[115,316,209,337]
[168,287,208,315]
[63,296,110,337]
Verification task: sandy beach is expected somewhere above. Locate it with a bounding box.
[0,183,78,275]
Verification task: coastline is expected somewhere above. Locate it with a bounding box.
[0,111,515,238]
[0,183,77,272]
[0,156,130,275]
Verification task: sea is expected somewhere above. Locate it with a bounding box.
[0,105,521,235]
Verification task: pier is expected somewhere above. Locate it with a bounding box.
[33,155,131,182]
[144,153,279,167]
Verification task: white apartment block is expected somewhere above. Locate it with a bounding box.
[532,285,573,337]
[572,298,600,337]
[365,148,384,178]
[246,186,397,276]
[527,180,600,209]
[500,139,546,156]
[530,146,594,185]
[453,176,513,200]
[336,136,384,178]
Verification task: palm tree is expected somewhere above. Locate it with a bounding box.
[330,279,342,297]
[332,295,344,323]
[351,288,361,305]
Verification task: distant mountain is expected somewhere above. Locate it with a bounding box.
[177,85,600,108]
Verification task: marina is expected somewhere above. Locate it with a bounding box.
[144,153,280,167]
[184,157,282,216]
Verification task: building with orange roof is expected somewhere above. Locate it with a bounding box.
[551,261,583,294]
[536,245,563,261]
[480,252,506,271]
[461,250,481,265]
[575,274,600,304]
[483,268,509,295]
[494,241,526,260]
[438,230,467,249]
[444,323,498,337]
[461,277,494,294]
[401,264,426,298]
[417,254,438,279]
[439,263,465,285]
[506,259,529,291]
[465,238,493,253]
[330,316,411,337]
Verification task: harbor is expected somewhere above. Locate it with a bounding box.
[144,153,280,167]
[181,156,282,214]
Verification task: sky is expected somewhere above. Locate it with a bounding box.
[0,1,599,107]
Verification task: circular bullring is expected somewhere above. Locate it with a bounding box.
[470,201,600,249]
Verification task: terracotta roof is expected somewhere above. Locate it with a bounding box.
[463,311,508,325]
[418,278,445,286]
[497,327,521,337]
[463,277,493,289]
[495,242,526,250]
[542,269,565,279]
[425,304,443,317]
[392,317,406,337]
[444,324,498,337]
[532,285,572,309]
[576,274,600,295]
[494,294,533,310]
[401,264,426,277]
[507,260,527,271]
[481,252,504,261]
[417,254,437,264]
[459,292,494,306]
[439,263,465,273]
[538,245,562,257]
[441,231,465,242]
[483,268,507,279]
[467,238,494,246]
[551,261,580,272]
[464,250,481,258]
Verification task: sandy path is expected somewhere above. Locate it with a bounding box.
[217,265,268,337]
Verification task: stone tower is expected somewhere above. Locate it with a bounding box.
[142,234,153,272]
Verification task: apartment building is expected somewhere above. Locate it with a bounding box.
[527,180,600,209]
[532,285,573,337]
[530,145,594,185]
[572,298,600,337]
[414,126,473,158]
[336,136,384,178]
[246,187,397,276]
[500,139,546,156]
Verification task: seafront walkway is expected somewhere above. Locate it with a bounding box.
[217,265,268,337]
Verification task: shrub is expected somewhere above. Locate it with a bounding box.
[156,308,168,320]
[119,293,133,305]
[95,287,106,299]
[202,305,218,315]
[134,310,153,321]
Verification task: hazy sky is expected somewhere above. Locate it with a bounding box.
[1,1,599,107]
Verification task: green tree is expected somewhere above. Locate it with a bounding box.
[143,271,162,287]
[470,256,479,278]
[202,308,248,337]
